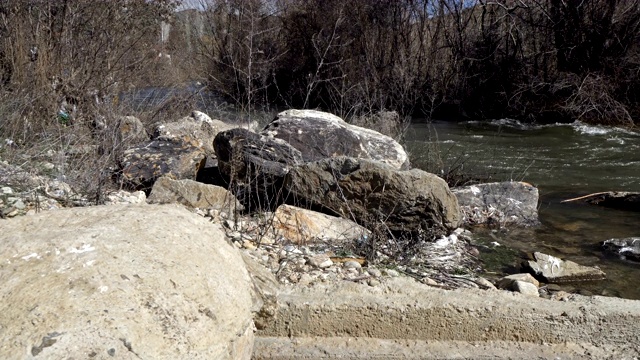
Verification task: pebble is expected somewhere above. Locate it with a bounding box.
[6,209,19,217]
[367,268,382,278]
[242,240,256,250]
[317,259,334,268]
[228,231,242,242]
[1,187,12,194]
[367,278,381,287]
[475,277,497,290]
[422,277,438,286]
[298,273,313,286]
[343,260,362,270]
[258,236,275,245]
[307,255,332,268]
[384,269,400,277]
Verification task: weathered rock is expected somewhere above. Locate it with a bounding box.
[104,189,147,205]
[0,204,254,359]
[153,112,218,156]
[214,128,303,180]
[147,175,242,211]
[213,128,303,211]
[526,252,606,283]
[285,157,461,235]
[192,110,213,124]
[497,273,540,290]
[474,277,497,290]
[264,109,410,170]
[120,138,206,190]
[307,254,333,268]
[452,181,540,227]
[514,281,540,297]
[602,237,640,261]
[272,204,370,244]
[118,115,149,146]
[153,111,259,158]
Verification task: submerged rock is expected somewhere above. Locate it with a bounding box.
[580,191,640,211]
[602,237,640,261]
[526,252,606,283]
[452,181,540,227]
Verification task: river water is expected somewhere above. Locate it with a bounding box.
[406,120,640,299]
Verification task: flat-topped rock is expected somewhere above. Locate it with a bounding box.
[526,252,606,283]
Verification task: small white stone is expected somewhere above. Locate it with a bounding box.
[384,269,400,277]
[367,268,382,278]
[367,278,381,287]
[298,273,313,286]
[343,260,362,270]
[12,199,26,210]
[242,240,256,250]
[514,280,540,297]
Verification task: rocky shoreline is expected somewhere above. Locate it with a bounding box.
[2,109,639,358]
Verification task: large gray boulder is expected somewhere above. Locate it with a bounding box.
[0,204,254,359]
[284,157,460,235]
[452,181,540,227]
[264,109,410,170]
[213,128,303,211]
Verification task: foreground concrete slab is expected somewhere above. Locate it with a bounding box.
[254,336,628,359]
[256,277,640,358]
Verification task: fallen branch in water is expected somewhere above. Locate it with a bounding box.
[561,192,610,203]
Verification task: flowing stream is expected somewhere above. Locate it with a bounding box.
[406,120,640,299]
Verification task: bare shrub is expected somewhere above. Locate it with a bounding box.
[349,110,410,142]
[562,74,634,126]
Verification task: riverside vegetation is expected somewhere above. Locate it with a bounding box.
[2,0,640,201]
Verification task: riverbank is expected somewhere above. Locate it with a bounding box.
[2,109,640,358]
[2,202,639,359]
[407,119,640,300]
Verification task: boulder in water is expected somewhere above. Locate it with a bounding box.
[526,252,606,283]
[602,237,640,261]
